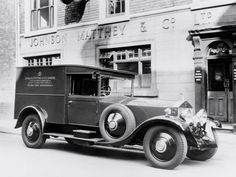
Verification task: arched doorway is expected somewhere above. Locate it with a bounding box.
[207,41,233,122]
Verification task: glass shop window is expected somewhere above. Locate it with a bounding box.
[99,45,151,88]
[24,54,60,66]
[208,41,231,56]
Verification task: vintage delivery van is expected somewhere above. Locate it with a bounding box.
[14,65,219,169]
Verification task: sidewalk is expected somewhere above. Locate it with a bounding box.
[0,118,21,135]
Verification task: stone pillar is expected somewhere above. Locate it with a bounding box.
[192,36,207,113]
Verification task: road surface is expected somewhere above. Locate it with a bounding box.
[0,131,236,177]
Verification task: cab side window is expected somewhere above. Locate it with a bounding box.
[70,74,98,96]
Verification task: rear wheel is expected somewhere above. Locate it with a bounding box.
[21,114,46,148]
[143,126,187,169]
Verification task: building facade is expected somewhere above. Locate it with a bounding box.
[18,0,236,123]
[0,0,16,118]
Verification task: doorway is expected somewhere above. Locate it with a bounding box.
[207,59,233,122]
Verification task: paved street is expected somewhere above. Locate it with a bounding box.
[0,130,236,177]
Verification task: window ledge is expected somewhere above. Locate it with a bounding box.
[22,28,58,38]
[98,15,130,26]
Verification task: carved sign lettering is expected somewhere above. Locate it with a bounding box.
[162,17,176,29]
[30,34,63,48]
[78,24,126,41]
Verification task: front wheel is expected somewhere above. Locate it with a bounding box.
[21,114,46,148]
[143,126,187,169]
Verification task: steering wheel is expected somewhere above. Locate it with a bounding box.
[100,85,111,96]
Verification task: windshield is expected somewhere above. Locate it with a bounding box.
[101,75,133,97]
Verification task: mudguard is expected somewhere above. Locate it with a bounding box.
[15,105,48,129]
[98,115,186,146]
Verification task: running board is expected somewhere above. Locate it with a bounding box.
[44,132,144,152]
[43,132,104,145]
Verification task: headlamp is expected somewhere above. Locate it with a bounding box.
[193,109,208,126]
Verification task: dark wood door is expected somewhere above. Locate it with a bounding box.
[207,59,233,122]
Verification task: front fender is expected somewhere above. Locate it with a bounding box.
[99,115,186,146]
[15,105,48,129]
[134,116,186,133]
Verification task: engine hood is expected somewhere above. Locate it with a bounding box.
[100,96,183,108]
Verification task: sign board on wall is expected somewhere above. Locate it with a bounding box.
[195,67,202,82]
[20,33,65,55]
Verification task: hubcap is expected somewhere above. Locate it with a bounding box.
[26,124,34,137]
[25,121,40,143]
[150,132,177,162]
[108,121,118,130]
[105,112,126,138]
[155,139,167,153]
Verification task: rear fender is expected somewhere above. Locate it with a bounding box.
[15,105,48,129]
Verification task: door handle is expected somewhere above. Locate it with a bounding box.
[68,100,73,104]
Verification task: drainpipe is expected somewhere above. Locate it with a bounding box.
[15,0,20,67]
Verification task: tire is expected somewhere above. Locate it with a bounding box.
[187,130,218,161]
[21,114,46,148]
[99,104,136,143]
[143,126,187,169]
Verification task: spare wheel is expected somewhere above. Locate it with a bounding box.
[99,104,136,143]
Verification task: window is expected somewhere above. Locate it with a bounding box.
[70,75,98,96]
[24,54,60,66]
[31,0,54,31]
[208,41,231,56]
[99,0,129,24]
[107,0,125,16]
[101,76,133,96]
[99,45,151,88]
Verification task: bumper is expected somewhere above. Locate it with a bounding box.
[187,121,218,151]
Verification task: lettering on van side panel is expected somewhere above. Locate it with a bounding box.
[25,75,56,87]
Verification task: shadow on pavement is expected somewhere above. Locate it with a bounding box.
[43,140,146,162]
